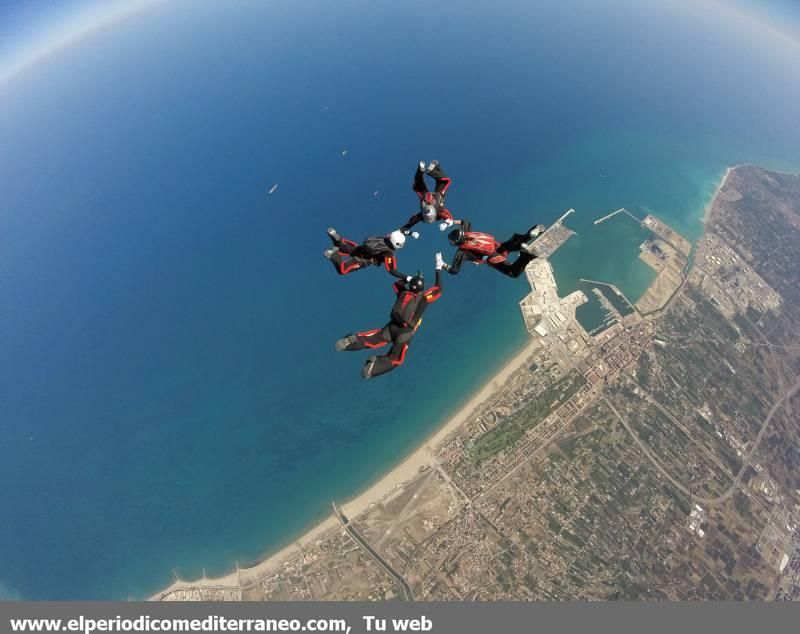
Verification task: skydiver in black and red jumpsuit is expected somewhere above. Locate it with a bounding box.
[335,254,445,379]
[400,161,462,234]
[443,220,546,278]
[323,227,409,277]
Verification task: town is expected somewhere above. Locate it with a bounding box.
[157,165,800,602]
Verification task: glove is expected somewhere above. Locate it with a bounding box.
[439,219,454,231]
[410,231,420,240]
[418,161,426,172]
[435,252,445,271]
[406,275,413,282]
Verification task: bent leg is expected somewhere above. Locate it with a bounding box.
[499,225,544,253]
[428,163,452,195]
[490,253,535,278]
[338,239,357,254]
[362,327,414,379]
[413,167,429,197]
[330,251,365,275]
[336,324,391,352]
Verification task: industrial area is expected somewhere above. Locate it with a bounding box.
[157,165,800,602]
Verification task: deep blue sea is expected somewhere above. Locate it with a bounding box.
[1,0,799,599]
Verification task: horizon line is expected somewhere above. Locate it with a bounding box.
[0,0,168,87]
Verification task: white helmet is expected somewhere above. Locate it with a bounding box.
[389,230,406,250]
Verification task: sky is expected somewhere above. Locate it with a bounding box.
[1,0,798,87]
[0,0,167,84]
[0,0,799,601]
[2,0,799,86]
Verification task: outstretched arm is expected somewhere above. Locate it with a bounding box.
[443,249,465,275]
[438,208,464,230]
[401,213,422,233]
[425,260,444,302]
[384,254,409,279]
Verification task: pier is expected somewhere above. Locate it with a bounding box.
[593,207,644,225]
[578,278,636,312]
[593,208,625,224]
[529,208,577,258]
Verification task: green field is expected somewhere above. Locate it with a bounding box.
[468,371,586,463]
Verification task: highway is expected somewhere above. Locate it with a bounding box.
[332,502,415,601]
[604,376,800,508]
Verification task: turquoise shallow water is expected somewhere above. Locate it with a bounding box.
[0,0,799,599]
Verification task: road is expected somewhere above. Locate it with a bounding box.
[605,377,800,506]
[706,377,800,504]
[636,386,736,479]
[332,502,414,601]
[603,395,698,500]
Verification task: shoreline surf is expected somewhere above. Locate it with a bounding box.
[151,336,542,599]
[151,165,740,601]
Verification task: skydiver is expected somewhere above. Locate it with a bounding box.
[443,220,546,278]
[400,161,462,234]
[335,253,446,379]
[323,227,414,277]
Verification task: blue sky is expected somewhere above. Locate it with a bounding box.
[0,0,90,55]
[734,0,800,36]
[1,0,800,83]
[0,0,165,83]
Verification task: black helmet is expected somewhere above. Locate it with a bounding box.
[448,227,465,245]
[408,273,424,293]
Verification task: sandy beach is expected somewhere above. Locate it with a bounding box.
[341,335,541,518]
[151,334,540,599]
[703,165,736,222]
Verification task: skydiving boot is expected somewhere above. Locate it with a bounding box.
[335,335,358,352]
[323,247,338,259]
[529,224,546,239]
[520,240,540,256]
[327,227,343,247]
[520,225,547,256]
[361,356,378,380]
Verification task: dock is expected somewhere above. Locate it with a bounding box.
[555,207,575,224]
[528,208,576,258]
[593,207,644,225]
[594,208,625,225]
[579,278,638,316]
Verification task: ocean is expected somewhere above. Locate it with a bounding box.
[1,0,799,599]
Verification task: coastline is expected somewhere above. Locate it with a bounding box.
[151,166,744,601]
[703,164,737,222]
[152,335,541,599]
